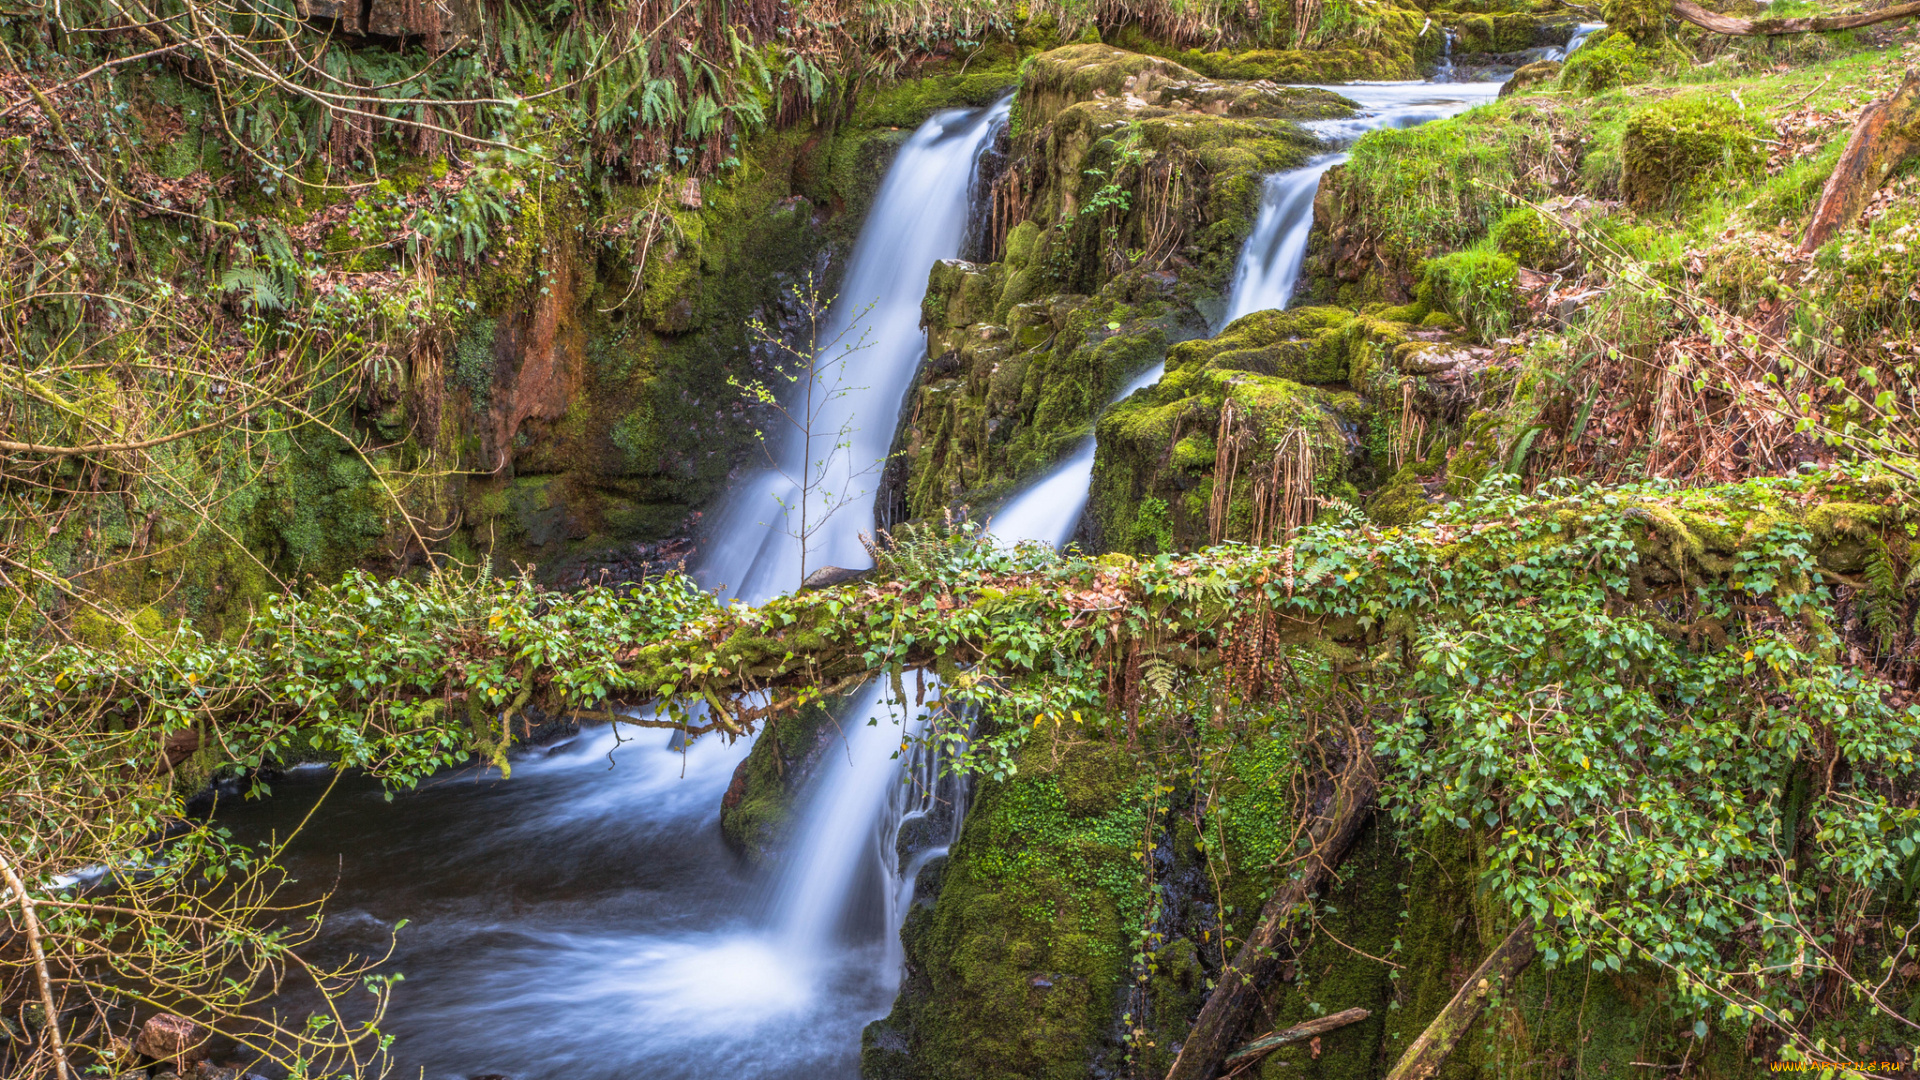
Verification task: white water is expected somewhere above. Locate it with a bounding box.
[1221,158,1344,325]
[700,98,1012,605]
[232,77,1511,1080]
[993,81,1507,546]
[989,360,1171,547]
[1553,22,1608,61]
[770,682,920,954]
[1222,81,1505,321]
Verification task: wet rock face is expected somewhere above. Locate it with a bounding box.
[1016,44,1356,132]
[716,692,851,862]
[886,44,1352,533]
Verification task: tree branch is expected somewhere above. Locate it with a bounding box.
[1166,750,1378,1080]
[1672,0,1920,35]
[1383,919,1538,1080]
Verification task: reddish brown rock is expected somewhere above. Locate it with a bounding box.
[135,1014,204,1065]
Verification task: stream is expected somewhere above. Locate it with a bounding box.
[225,78,1504,1080]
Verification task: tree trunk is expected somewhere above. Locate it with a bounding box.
[1164,756,1377,1080]
[1801,68,1920,254]
[1672,0,1920,35]
[1223,1007,1372,1071]
[1383,919,1538,1080]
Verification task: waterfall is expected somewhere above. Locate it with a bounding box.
[769,682,921,956]
[687,95,1010,1020]
[1219,157,1343,326]
[987,82,1509,552]
[1551,22,1608,61]
[989,361,1171,547]
[699,97,1012,606]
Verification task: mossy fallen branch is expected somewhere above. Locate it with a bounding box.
[1672,0,1920,35]
[1383,919,1537,1080]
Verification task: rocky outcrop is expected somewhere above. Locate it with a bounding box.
[885,45,1351,530]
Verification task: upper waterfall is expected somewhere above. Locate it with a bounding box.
[698,97,1012,606]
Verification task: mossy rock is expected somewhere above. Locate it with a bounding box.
[1559,31,1651,94]
[1090,366,1364,553]
[1490,205,1570,269]
[1451,11,1572,53]
[1168,306,1366,384]
[1418,248,1520,341]
[1015,44,1354,133]
[717,696,846,861]
[864,726,1146,1078]
[1601,0,1668,42]
[1498,58,1562,97]
[1621,95,1765,212]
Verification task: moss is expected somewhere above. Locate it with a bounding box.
[1179,307,1368,383]
[1602,0,1670,43]
[717,696,844,861]
[1315,102,1553,300]
[1452,12,1565,54]
[1366,463,1441,526]
[1489,205,1570,269]
[868,725,1148,1079]
[1620,95,1765,212]
[1559,32,1652,94]
[1417,248,1520,341]
[1090,366,1364,554]
[846,55,1022,131]
[1498,58,1562,98]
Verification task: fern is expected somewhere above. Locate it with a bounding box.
[1864,536,1901,654]
[1141,657,1177,701]
[218,267,291,311]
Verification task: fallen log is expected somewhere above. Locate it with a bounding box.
[1383,919,1538,1080]
[1164,753,1377,1080]
[1223,1007,1372,1071]
[1801,67,1920,254]
[1673,0,1920,35]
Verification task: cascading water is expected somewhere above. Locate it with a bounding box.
[220,97,1009,1080]
[1552,22,1608,61]
[1222,81,1505,321]
[699,98,1012,605]
[222,77,1509,1080]
[992,81,1508,543]
[1219,158,1342,326]
[988,361,1172,547]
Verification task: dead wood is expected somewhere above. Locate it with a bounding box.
[1801,67,1920,254]
[1673,0,1920,35]
[1223,1006,1372,1071]
[1164,751,1377,1080]
[1383,919,1538,1080]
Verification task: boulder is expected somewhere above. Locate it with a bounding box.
[135,1014,204,1066]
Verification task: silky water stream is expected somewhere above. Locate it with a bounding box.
[223,97,1007,1080]
[990,79,1507,541]
[225,79,1507,1080]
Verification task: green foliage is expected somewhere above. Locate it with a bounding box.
[1417,247,1520,341]
[1489,205,1570,270]
[1374,495,1919,1029]
[1559,32,1651,94]
[1130,495,1175,554]
[1338,103,1551,271]
[1600,0,1670,43]
[1621,95,1766,212]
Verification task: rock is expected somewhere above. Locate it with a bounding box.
[799,565,867,591]
[135,1014,204,1065]
[1499,60,1562,98]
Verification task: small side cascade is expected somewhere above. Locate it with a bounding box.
[1551,22,1608,61]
